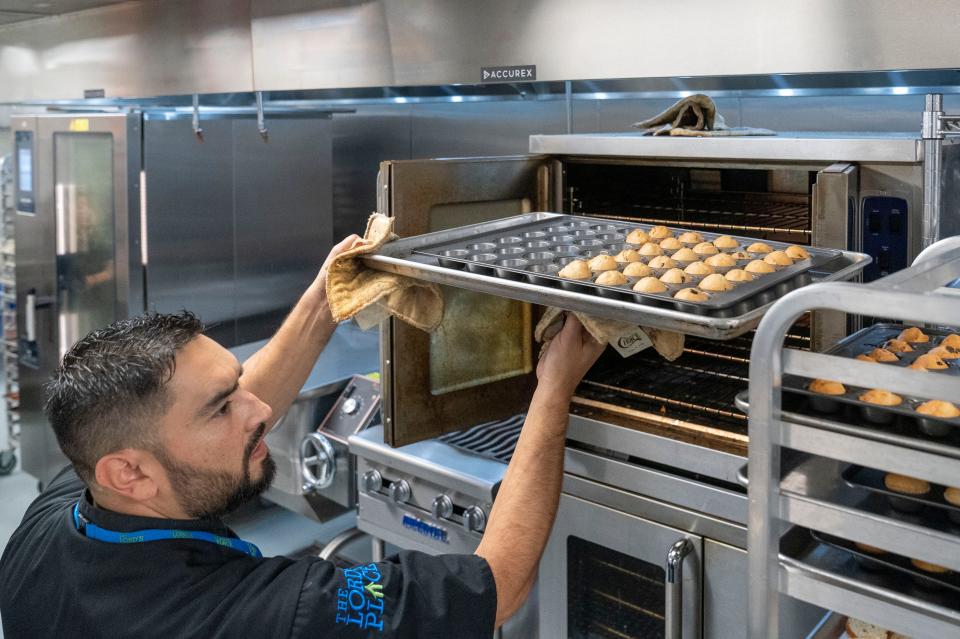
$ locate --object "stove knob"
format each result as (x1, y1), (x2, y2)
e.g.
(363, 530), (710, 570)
(361, 469), (382, 494)
(341, 397), (359, 415)
(389, 479), (411, 504)
(462, 505), (487, 533)
(431, 494), (453, 520)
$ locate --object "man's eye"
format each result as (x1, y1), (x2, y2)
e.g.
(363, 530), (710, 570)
(216, 402), (231, 417)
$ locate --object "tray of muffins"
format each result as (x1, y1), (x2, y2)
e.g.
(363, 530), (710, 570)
(809, 529), (960, 596)
(413, 213), (842, 313)
(842, 467), (960, 525)
(787, 324), (960, 437)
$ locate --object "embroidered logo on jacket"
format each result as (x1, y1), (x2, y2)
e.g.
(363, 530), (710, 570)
(336, 563), (385, 631)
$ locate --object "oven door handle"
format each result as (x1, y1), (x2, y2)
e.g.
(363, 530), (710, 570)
(665, 538), (693, 639)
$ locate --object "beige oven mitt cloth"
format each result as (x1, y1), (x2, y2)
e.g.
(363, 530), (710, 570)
(633, 94), (775, 137)
(326, 213), (444, 332)
(534, 307), (685, 361)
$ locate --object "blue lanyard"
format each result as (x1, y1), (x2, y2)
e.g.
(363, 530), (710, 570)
(73, 502), (262, 559)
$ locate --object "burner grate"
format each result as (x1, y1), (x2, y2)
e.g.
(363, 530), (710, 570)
(438, 415), (525, 463)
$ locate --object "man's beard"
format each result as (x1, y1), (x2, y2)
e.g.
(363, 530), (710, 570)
(155, 423), (277, 519)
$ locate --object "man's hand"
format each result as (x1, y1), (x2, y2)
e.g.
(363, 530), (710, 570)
(535, 314), (605, 398)
(307, 234), (361, 316)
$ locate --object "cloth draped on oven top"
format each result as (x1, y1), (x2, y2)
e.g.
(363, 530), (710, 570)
(633, 94), (775, 137)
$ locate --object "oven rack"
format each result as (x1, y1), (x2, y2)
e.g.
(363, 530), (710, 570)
(364, 212), (869, 340)
(745, 238), (960, 639)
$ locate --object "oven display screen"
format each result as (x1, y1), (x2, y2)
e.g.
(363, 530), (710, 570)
(15, 131), (35, 214)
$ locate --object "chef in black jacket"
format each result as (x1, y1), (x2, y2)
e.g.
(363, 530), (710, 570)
(0, 235), (605, 638)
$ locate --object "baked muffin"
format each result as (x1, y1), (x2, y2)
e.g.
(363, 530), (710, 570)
(648, 255), (678, 270)
(595, 270), (628, 286)
(622, 262), (653, 278)
(845, 618), (893, 639)
(614, 248), (642, 264)
(693, 242), (719, 256)
(724, 269), (755, 283)
(911, 558), (951, 574)
(855, 354), (877, 363)
(906, 362), (929, 372)
(930, 345), (960, 360)
(659, 268), (689, 285)
(854, 542), (887, 555)
(633, 276), (668, 294)
(745, 259), (776, 274)
(639, 242), (664, 257)
(763, 250), (794, 267)
(808, 379), (846, 395)
(705, 253), (737, 268)
(944, 486), (960, 507)
(916, 399), (960, 418)
(671, 248), (698, 263)
(912, 353), (948, 370)
(898, 326), (929, 343)
(659, 237), (683, 252)
(588, 254), (619, 272)
(884, 473), (930, 495)
(626, 228), (650, 245)
(866, 348), (899, 363)
(684, 261), (715, 276)
(648, 225), (672, 240)
(674, 288), (709, 302)
(558, 259), (592, 280)
(883, 339), (914, 353)
(713, 235), (740, 249)
(728, 250), (752, 260)
(747, 241), (773, 254)
(678, 231), (704, 245)
(859, 389), (902, 406)
(942, 334), (960, 349)
(785, 245), (811, 260)
(699, 273), (733, 292)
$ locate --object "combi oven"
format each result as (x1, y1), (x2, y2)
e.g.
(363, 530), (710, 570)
(367, 132), (933, 638)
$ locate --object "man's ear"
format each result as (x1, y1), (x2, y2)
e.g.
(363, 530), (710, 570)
(93, 450), (161, 502)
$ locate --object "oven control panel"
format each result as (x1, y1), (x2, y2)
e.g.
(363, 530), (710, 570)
(861, 196), (909, 281)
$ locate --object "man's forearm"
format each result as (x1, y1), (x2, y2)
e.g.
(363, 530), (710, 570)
(240, 282), (338, 426)
(475, 386), (570, 627)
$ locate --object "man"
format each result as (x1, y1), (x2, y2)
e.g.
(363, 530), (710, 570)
(0, 236), (605, 638)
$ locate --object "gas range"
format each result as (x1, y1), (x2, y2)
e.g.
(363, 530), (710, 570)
(349, 417), (523, 555)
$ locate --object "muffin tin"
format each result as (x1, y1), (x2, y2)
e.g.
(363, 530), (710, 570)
(785, 324), (960, 437)
(420, 214), (840, 312)
(810, 530), (960, 594)
(842, 465), (960, 525)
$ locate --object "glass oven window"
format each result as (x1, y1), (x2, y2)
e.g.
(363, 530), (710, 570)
(567, 536), (666, 639)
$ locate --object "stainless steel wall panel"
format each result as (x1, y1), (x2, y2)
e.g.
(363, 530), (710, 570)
(233, 117), (332, 342)
(144, 118), (237, 342)
(0, 0), (253, 101)
(331, 104), (412, 239)
(740, 96), (924, 132)
(409, 100), (566, 159)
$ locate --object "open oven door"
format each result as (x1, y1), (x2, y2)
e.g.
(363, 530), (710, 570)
(378, 156), (557, 446)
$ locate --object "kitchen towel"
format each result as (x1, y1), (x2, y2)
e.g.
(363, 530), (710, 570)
(534, 307), (685, 361)
(633, 94), (775, 137)
(326, 213), (444, 332)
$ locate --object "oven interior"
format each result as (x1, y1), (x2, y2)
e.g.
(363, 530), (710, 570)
(562, 161), (817, 454)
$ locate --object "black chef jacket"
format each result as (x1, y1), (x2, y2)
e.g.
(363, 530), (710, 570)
(0, 466), (497, 639)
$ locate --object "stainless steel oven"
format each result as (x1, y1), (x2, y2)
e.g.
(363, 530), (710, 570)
(366, 131), (935, 638)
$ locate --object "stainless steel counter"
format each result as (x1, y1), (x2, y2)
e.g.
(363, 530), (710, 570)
(529, 131), (925, 163)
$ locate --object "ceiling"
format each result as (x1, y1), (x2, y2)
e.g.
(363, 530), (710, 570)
(0, 0), (132, 25)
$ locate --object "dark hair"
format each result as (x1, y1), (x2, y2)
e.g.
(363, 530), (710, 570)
(44, 311), (204, 484)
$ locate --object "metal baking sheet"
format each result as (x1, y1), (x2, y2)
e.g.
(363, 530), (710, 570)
(364, 212), (871, 340)
(735, 390), (960, 462)
(784, 323), (960, 433)
(414, 213), (839, 311)
(842, 465), (960, 519)
(810, 530), (960, 594)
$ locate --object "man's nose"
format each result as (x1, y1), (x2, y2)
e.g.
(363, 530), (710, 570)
(240, 391), (273, 428)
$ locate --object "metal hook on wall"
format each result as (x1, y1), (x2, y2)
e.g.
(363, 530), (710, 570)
(191, 93), (203, 139)
(256, 91), (268, 139)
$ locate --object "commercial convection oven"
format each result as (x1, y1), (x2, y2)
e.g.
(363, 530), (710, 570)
(356, 131), (944, 638)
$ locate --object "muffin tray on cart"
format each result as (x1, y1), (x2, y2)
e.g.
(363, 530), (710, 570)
(363, 212), (870, 339)
(783, 324), (960, 436)
(842, 465), (960, 524)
